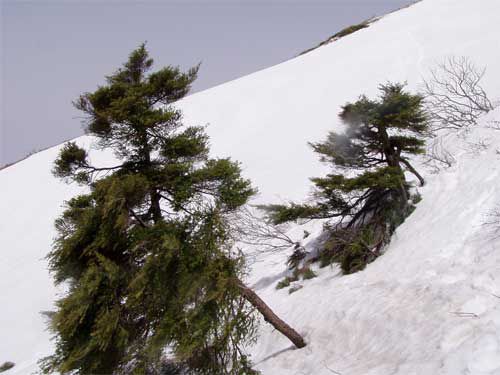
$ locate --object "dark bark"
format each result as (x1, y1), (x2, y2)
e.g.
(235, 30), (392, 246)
(400, 158), (425, 186)
(150, 189), (163, 223)
(236, 279), (306, 349)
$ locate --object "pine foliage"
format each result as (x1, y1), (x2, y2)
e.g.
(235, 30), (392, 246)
(265, 83), (428, 273)
(42, 45), (257, 375)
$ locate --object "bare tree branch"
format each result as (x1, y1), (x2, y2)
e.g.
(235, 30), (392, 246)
(229, 207), (301, 255)
(423, 56), (495, 132)
(423, 136), (456, 173)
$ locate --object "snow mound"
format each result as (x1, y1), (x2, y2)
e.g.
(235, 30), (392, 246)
(1, 0), (499, 373)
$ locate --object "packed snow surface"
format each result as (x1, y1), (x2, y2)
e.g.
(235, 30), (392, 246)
(1, 0), (500, 373)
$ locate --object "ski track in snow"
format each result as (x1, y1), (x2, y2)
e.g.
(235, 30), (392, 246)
(1, 0), (500, 373)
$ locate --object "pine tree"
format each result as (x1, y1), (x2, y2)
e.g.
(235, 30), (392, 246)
(266, 83), (428, 273)
(42, 45), (304, 375)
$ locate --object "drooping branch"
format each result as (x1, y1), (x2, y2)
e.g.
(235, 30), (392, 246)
(400, 158), (425, 186)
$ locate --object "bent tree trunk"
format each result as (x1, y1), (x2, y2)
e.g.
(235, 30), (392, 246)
(236, 279), (306, 349)
(400, 158), (425, 187)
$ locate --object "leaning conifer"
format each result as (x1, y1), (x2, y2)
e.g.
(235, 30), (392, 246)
(41, 45), (305, 375)
(266, 83), (428, 273)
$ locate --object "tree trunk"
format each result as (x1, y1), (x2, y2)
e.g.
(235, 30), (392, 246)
(400, 158), (425, 186)
(150, 189), (163, 223)
(236, 279), (306, 349)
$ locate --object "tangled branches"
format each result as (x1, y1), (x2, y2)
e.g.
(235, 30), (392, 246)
(229, 207), (301, 254)
(423, 56), (494, 132)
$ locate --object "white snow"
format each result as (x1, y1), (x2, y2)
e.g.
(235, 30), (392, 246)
(248, 110), (500, 374)
(1, 0), (500, 373)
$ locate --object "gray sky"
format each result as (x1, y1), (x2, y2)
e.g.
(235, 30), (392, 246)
(1, 0), (414, 166)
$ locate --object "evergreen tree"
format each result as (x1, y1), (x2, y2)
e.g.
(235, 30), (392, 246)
(266, 83), (428, 273)
(42, 45), (304, 375)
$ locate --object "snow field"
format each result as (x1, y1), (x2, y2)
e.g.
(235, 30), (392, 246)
(1, 0), (500, 373)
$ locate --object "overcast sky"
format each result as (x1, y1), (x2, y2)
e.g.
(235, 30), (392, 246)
(1, 0), (414, 166)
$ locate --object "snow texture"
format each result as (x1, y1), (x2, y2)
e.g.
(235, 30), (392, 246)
(1, 0), (500, 373)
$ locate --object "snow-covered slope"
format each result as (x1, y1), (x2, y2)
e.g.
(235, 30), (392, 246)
(1, 0), (500, 373)
(248, 110), (500, 374)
